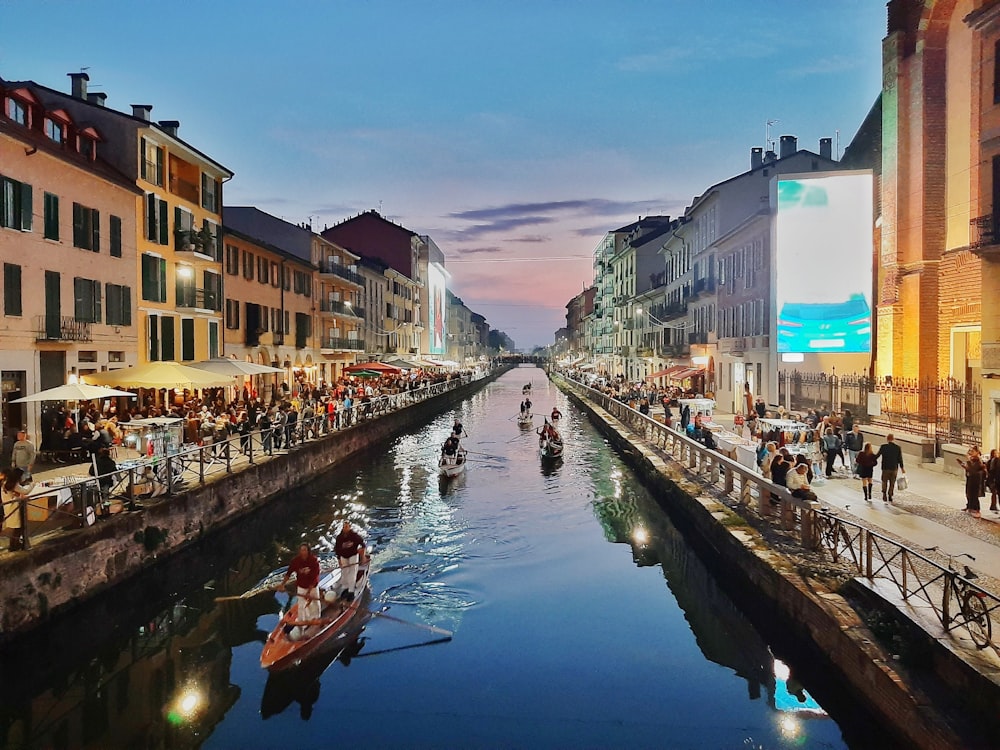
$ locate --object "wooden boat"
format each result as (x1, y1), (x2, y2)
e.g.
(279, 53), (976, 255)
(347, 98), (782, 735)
(438, 447), (467, 478)
(517, 413), (533, 427)
(539, 434), (563, 459)
(522, 383), (532, 395)
(260, 563), (371, 671)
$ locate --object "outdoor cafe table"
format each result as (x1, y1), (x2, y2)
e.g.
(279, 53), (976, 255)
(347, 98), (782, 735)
(715, 431), (759, 470)
(678, 398), (715, 417)
(25, 475), (89, 521)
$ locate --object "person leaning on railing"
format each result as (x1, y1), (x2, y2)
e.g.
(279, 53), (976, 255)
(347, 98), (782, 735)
(1, 467), (34, 551)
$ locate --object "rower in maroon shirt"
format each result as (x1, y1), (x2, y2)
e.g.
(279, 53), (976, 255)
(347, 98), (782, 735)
(334, 521), (367, 602)
(282, 543), (322, 621)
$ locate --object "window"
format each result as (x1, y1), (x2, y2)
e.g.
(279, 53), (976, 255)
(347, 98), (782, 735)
(270, 261), (279, 287)
(293, 269), (311, 296)
(110, 215), (122, 257)
(208, 321), (219, 359)
(141, 253), (167, 302)
(72, 203), (100, 251)
(181, 318), (195, 361)
(282, 265), (290, 292)
(109, 351), (125, 363)
(160, 315), (175, 361)
(295, 312), (310, 349)
(78, 351), (97, 363)
(257, 256), (268, 284)
(225, 243), (239, 275)
(242, 249), (254, 280)
(145, 193), (169, 244)
(45, 118), (63, 144)
(105, 283), (132, 326)
(174, 206), (194, 250)
(995, 39), (1000, 104)
(148, 314), (159, 361)
(3, 263), (21, 316)
(0, 176), (32, 230)
(73, 277), (101, 323)
(201, 173), (220, 212)
(203, 270), (222, 311)
(225, 298), (240, 329)
(43, 193), (59, 240)
(140, 138), (164, 187)
(7, 98), (27, 126)
(201, 219), (220, 260)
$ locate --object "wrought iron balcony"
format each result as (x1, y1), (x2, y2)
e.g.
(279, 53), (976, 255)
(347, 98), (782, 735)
(176, 287), (220, 310)
(319, 299), (363, 318)
(971, 214), (998, 249)
(35, 316), (92, 342)
(322, 336), (365, 351)
(318, 262), (364, 286)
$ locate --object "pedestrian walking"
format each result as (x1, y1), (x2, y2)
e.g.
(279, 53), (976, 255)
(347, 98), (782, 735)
(987, 448), (1000, 513)
(855, 443), (878, 502)
(875, 434), (905, 503)
(844, 424), (864, 478)
(958, 447), (986, 518)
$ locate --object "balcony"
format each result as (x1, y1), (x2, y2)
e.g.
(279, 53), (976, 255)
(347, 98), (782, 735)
(176, 287), (220, 310)
(175, 229), (219, 260)
(322, 336), (364, 351)
(319, 299), (363, 319)
(169, 174), (199, 204)
(659, 301), (689, 320)
(688, 331), (708, 345)
(971, 214), (998, 250)
(319, 261), (364, 286)
(637, 347), (655, 358)
(659, 343), (690, 358)
(35, 315), (92, 342)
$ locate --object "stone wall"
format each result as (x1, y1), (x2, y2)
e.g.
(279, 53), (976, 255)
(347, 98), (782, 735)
(0, 371), (506, 640)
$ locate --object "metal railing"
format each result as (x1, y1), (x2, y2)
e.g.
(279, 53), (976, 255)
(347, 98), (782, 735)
(6, 370), (491, 553)
(318, 262), (364, 286)
(322, 336), (364, 351)
(34, 316), (92, 342)
(558, 372), (997, 649)
(319, 299), (363, 318)
(176, 287), (221, 311)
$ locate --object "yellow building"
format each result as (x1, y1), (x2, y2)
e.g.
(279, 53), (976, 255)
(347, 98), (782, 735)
(31, 73), (233, 366)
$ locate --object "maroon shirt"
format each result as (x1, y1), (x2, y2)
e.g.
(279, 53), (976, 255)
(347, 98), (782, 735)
(335, 529), (365, 559)
(287, 553), (320, 589)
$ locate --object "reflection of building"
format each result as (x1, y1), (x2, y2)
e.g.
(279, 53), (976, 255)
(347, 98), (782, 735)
(0, 76), (142, 452)
(28, 73), (233, 367)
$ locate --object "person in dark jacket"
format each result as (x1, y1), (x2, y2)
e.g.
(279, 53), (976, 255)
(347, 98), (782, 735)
(958, 447), (986, 518)
(986, 448), (1000, 513)
(875, 434), (904, 503)
(855, 443), (878, 502)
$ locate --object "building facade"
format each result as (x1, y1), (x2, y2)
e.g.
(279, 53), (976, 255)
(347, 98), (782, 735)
(1, 79), (142, 449)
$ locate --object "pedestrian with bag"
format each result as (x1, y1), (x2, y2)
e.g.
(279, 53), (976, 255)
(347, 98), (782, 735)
(958, 447), (987, 518)
(875, 434), (905, 503)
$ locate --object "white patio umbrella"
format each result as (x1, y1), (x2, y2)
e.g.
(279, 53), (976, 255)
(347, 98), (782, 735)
(83, 361), (233, 389)
(189, 358), (285, 376)
(10, 383), (137, 403)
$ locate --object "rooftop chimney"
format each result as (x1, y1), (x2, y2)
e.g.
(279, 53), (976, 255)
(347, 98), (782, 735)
(819, 137), (833, 160)
(751, 147), (763, 170)
(87, 92), (107, 107)
(131, 104), (152, 121)
(779, 135), (797, 159)
(68, 72), (89, 100)
(764, 150), (777, 164)
(158, 119), (180, 137)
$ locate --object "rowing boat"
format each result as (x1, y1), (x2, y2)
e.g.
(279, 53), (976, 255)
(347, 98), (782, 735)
(539, 435), (563, 459)
(260, 563), (371, 671)
(516, 412), (533, 427)
(439, 447), (468, 478)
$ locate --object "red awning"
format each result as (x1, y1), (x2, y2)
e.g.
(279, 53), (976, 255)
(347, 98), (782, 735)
(646, 365), (688, 380)
(668, 367), (704, 382)
(343, 362), (401, 374)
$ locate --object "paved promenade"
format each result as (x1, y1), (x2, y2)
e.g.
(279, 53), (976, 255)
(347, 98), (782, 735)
(712, 411), (1000, 586)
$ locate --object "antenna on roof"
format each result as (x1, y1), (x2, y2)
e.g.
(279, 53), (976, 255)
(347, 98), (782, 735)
(765, 119), (779, 152)
(378, 200), (383, 214)
(835, 129), (841, 160)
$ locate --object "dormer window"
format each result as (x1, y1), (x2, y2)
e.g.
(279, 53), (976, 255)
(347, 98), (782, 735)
(45, 118), (63, 144)
(7, 98), (27, 126)
(78, 136), (96, 160)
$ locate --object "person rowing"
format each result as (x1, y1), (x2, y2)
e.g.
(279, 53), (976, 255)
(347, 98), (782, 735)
(520, 399), (531, 415)
(452, 419), (467, 438)
(281, 543), (322, 625)
(442, 435), (461, 456)
(334, 521), (367, 602)
(551, 407), (562, 422)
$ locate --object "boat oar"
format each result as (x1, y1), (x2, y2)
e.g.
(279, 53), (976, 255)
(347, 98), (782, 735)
(214, 582), (289, 602)
(464, 450), (506, 459)
(369, 608), (453, 638)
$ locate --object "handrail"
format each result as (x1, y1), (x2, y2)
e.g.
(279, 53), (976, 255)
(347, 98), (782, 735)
(8, 370), (490, 553)
(556, 370), (998, 648)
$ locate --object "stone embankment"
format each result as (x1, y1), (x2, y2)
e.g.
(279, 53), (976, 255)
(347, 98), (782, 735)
(553, 373), (993, 750)
(0, 368), (508, 641)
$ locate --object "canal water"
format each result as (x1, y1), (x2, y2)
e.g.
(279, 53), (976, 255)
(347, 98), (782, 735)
(0, 366), (891, 749)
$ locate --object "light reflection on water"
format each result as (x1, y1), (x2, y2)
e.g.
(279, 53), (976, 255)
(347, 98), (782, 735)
(0, 367), (887, 749)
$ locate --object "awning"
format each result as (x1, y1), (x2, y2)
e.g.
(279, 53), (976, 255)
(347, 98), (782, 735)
(668, 367), (704, 382)
(646, 365), (688, 380)
(578, 363), (596, 371)
(343, 362), (401, 374)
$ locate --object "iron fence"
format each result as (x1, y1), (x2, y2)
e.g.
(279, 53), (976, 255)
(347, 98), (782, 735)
(779, 371), (981, 447)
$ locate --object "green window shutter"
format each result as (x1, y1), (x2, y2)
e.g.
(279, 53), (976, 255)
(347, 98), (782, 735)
(43, 193), (59, 240)
(146, 194), (156, 241)
(140, 137), (147, 181)
(174, 206), (183, 249)
(19, 182), (32, 231)
(110, 215), (122, 257)
(3, 263), (22, 316)
(158, 199), (169, 245)
(105, 283), (115, 324)
(73, 277), (85, 321)
(158, 258), (167, 303)
(181, 318), (195, 361)
(149, 313), (159, 361)
(92, 280), (101, 323)
(122, 285), (132, 326)
(200, 173), (208, 210)
(155, 147), (163, 186)
(141, 255), (153, 300)
(214, 179), (222, 213)
(91, 209), (100, 253)
(161, 316), (175, 360)
(72, 202), (83, 247)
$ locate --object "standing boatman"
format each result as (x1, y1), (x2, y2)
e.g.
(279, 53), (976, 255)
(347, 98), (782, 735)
(335, 521), (367, 601)
(282, 543), (322, 622)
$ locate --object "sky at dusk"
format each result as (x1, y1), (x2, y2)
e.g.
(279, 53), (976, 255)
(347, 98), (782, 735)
(0, 1), (886, 350)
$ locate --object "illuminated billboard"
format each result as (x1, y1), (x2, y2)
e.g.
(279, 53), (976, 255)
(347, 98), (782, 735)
(428, 263), (447, 355)
(774, 172), (873, 354)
